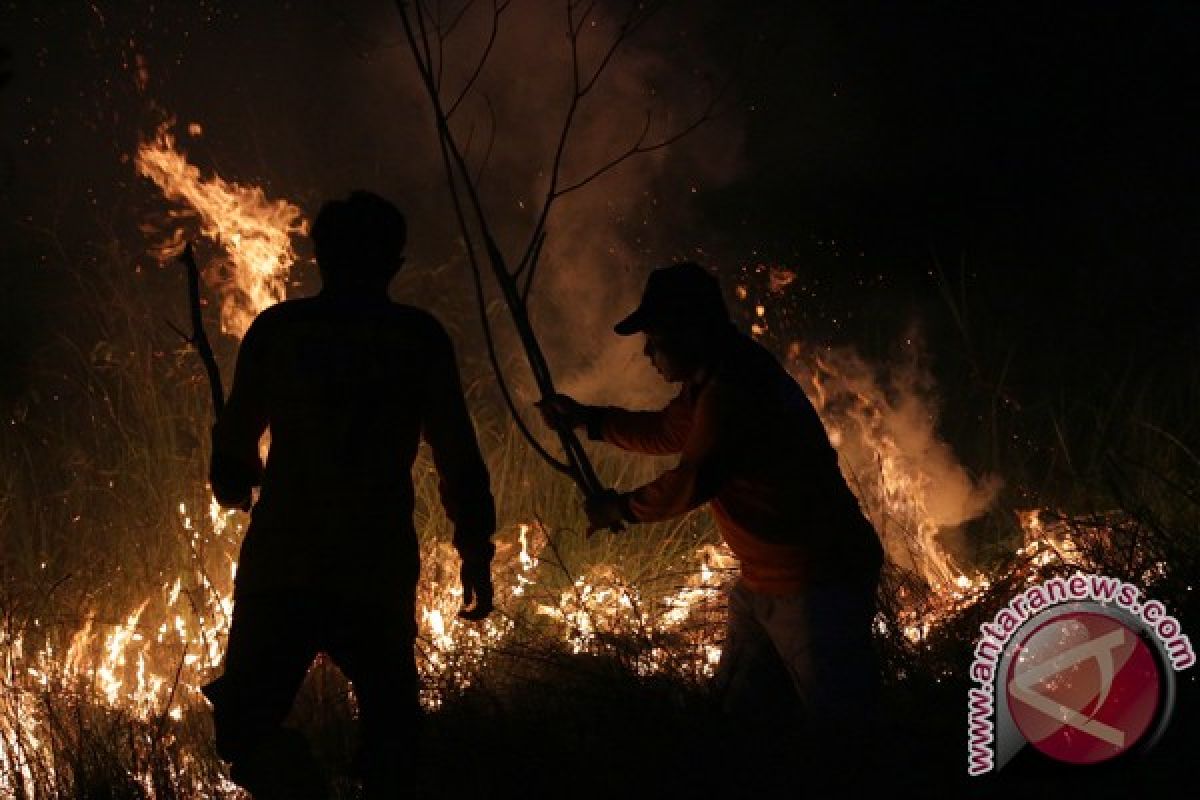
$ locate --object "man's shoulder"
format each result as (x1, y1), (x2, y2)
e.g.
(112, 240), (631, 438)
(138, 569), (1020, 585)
(253, 297), (317, 323)
(241, 298), (309, 339)
(385, 303), (454, 343)
(711, 333), (773, 383)
(259, 296), (442, 328)
(708, 333), (800, 405)
(385, 302), (441, 326)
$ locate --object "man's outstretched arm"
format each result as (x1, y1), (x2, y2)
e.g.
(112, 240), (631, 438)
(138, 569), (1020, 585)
(538, 392), (692, 456)
(210, 315), (270, 509)
(420, 321), (497, 617)
(621, 380), (740, 523)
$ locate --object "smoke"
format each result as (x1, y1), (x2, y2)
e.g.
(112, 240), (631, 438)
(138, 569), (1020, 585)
(6, 0), (748, 414)
(791, 329), (1003, 583)
(123, 1), (1004, 586)
(318, 1), (744, 410)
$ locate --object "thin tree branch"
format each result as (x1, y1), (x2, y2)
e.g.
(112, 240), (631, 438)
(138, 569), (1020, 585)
(436, 0), (478, 40)
(521, 230), (546, 304)
(417, 0), (446, 92)
(400, 1), (571, 474)
(401, 3), (609, 499)
(514, 0), (662, 276)
(446, 0), (509, 119)
(435, 113), (572, 475)
(473, 94), (498, 187)
(577, 1), (662, 96)
(396, 0), (710, 527)
(554, 90), (720, 197)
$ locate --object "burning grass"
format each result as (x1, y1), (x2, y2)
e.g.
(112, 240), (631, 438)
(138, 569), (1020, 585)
(4, 240), (1195, 797)
(1, 131), (1197, 797)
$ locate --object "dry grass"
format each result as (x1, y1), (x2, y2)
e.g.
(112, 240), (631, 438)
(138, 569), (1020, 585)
(2, 237), (1197, 797)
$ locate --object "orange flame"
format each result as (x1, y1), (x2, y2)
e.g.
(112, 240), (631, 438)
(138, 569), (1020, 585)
(135, 121), (307, 337)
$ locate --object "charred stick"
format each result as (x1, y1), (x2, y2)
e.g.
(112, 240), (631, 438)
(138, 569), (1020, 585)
(178, 242), (225, 418)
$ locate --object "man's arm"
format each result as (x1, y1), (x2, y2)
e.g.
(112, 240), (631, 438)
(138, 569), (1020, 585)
(621, 380), (739, 523)
(589, 392), (693, 456)
(420, 321), (497, 567)
(210, 315), (270, 509)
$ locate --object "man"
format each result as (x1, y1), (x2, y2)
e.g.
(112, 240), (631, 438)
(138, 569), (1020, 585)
(538, 262), (883, 732)
(203, 191), (496, 799)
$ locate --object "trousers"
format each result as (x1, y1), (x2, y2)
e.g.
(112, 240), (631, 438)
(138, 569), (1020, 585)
(203, 585), (421, 799)
(713, 575), (880, 727)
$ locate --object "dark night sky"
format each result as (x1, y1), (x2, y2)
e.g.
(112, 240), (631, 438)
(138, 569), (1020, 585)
(703, 2), (1199, 382)
(1, 1), (1198, 413)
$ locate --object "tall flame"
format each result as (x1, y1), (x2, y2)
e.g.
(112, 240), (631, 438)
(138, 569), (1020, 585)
(135, 122), (308, 337)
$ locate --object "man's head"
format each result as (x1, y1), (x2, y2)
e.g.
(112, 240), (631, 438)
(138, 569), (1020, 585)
(614, 262), (733, 383)
(311, 191), (407, 291)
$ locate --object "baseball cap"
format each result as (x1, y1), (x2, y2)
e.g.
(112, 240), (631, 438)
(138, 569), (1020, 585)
(614, 262), (730, 336)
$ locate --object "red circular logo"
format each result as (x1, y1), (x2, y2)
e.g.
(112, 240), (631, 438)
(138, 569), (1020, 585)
(1006, 611), (1161, 765)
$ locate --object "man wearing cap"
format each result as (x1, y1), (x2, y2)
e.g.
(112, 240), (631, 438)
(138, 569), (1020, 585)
(538, 261), (883, 732)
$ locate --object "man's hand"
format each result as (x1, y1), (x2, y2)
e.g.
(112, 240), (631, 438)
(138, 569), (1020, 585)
(458, 559), (494, 621)
(535, 394), (590, 431)
(209, 440), (258, 512)
(585, 488), (630, 537)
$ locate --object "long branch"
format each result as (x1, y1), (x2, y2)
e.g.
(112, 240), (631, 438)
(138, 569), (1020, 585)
(432, 121), (571, 474)
(446, 0), (509, 118)
(396, 1), (707, 516)
(553, 91), (718, 197)
(401, 2), (611, 502)
(515, 0), (664, 276)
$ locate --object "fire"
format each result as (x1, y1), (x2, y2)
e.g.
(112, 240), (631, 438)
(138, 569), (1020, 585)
(531, 540), (736, 677)
(0, 121), (1148, 795)
(0, 123), (739, 794)
(135, 121), (307, 338)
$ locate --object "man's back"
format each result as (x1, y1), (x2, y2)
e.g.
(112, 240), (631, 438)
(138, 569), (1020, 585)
(212, 289), (494, 593)
(708, 333), (882, 572)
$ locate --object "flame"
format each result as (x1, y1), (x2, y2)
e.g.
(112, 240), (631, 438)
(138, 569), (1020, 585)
(1, 121), (1152, 795)
(135, 121), (307, 338)
(728, 281), (1107, 643)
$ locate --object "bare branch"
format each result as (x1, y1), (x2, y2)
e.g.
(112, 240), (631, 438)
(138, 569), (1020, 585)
(554, 87), (721, 197)
(566, 1), (582, 92)
(436, 0), (478, 40)
(399, 2), (511, 280)
(578, 0), (663, 96)
(413, 2), (439, 92)
(573, 0), (599, 37)
(473, 94), (499, 187)
(178, 242), (225, 418)
(396, 0), (709, 522)
(515, 0), (664, 277)
(436, 117), (572, 475)
(446, 0), (508, 119)
(398, 0), (573, 474)
(521, 230), (547, 304)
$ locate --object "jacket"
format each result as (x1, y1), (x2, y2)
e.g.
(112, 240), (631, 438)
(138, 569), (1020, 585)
(210, 289), (495, 595)
(593, 331), (882, 594)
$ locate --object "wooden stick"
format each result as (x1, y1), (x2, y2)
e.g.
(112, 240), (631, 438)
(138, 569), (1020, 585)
(178, 242), (226, 418)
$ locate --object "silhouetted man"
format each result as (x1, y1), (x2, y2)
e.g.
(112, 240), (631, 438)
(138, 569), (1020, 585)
(203, 191), (496, 799)
(538, 262), (883, 739)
